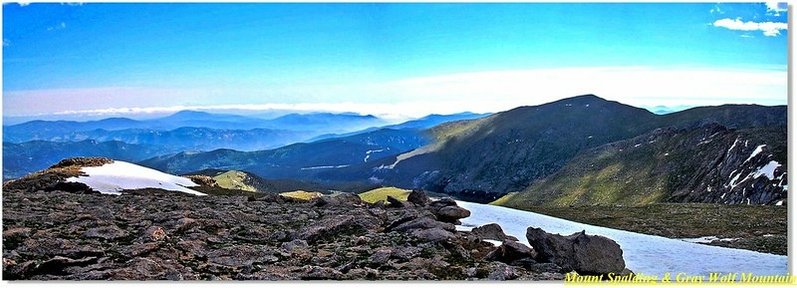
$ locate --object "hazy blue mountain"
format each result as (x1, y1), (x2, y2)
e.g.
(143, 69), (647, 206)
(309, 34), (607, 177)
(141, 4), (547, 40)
(308, 112), (490, 142)
(4, 118), (146, 142)
(260, 112), (386, 133)
(139, 128), (431, 179)
(385, 112), (490, 130)
(57, 127), (313, 152)
(4, 110), (387, 144)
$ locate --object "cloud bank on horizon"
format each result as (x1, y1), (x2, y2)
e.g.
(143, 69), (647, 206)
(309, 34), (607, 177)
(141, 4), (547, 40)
(2, 3), (788, 120)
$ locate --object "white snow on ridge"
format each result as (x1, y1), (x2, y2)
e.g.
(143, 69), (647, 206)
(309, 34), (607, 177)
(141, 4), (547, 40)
(363, 149), (385, 162)
(299, 164), (350, 170)
(744, 144), (766, 163)
(726, 138), (740, 155)
(65, 161), (205, 196)
(456, 201), (786, 278)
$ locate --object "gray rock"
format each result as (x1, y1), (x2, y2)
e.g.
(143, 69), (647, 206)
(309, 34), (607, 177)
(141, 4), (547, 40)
(386, 196), (406, 208)
(527, 227), (626, 275)
(429, 198), (457, 208)
(487, 262), (518, 280)
(388, 216), (455, 232)
(84, 225), (127, 240)
(485, 240), (537, 263)
(471, 223), (516, 241)
(291, 215), (365, 243)
(434, 206), (471, 223)
(407, 190), (430, 206)
(368, 249), (392, 265)
(280, 239), (309, 251)
(411, 228), (455, 242)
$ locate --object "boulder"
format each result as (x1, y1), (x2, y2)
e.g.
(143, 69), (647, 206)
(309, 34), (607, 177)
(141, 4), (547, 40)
(313, 193), (363, 207)
(407, 190), (430, 206)
(428, 198), (457, 209)
(471, 223), (518, 241)
(434, 206), (471, 223)
(387, 216), (455, 233)
(526, 228), (626, 275)
(335, 192), (364, 206)
(411, 228), (455, 242)
(485, 240), (537, 263)
(386, 196), (406, 208)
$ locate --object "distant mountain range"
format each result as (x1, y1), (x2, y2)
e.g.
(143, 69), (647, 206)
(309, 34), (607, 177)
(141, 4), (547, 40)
(4, 111), (486, 180)
(135, 95), (787, 206)
(4, 96), (787, 207)
(3, 111), (386, 143)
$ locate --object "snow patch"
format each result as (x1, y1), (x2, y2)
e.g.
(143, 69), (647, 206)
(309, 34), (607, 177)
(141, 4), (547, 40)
(744, 144), (766, 163)
(300, 165), (350, 170)
(727, 138), (740, 155)
(65, 161), (204, 195)
(483, 239), (503, 247)
(363, 149), (386, 162)
(775, 200), (784, 206)
(680, 236), (740, 244)
(753, 161), (781, 180)
(456, 201), (786, 278)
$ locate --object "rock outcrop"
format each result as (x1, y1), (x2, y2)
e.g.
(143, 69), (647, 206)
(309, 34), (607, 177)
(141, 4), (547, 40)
(471, 223), (519, 242)
(526, 227), (627, 276)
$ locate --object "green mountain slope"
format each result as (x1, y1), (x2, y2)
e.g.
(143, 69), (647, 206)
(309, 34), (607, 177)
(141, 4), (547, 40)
(496, 123), (787, 208)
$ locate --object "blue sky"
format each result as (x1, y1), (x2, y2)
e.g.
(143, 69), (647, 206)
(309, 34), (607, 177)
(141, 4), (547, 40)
(2, 3), (789, 120)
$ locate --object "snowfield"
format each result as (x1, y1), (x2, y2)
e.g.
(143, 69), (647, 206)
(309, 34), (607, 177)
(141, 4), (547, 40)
(456, 201), (787, 278)
(65, 161), (205, 196)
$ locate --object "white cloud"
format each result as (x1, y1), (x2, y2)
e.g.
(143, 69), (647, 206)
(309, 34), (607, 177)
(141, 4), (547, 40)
(713, 18), (787, 37)
(765, 2), (787, 15)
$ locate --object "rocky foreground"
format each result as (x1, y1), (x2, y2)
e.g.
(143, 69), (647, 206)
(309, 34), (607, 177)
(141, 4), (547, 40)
(3, 169), (630, 280)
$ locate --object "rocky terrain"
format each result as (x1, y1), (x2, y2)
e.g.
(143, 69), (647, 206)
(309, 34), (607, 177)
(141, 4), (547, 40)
(3, 176), (630, 280)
